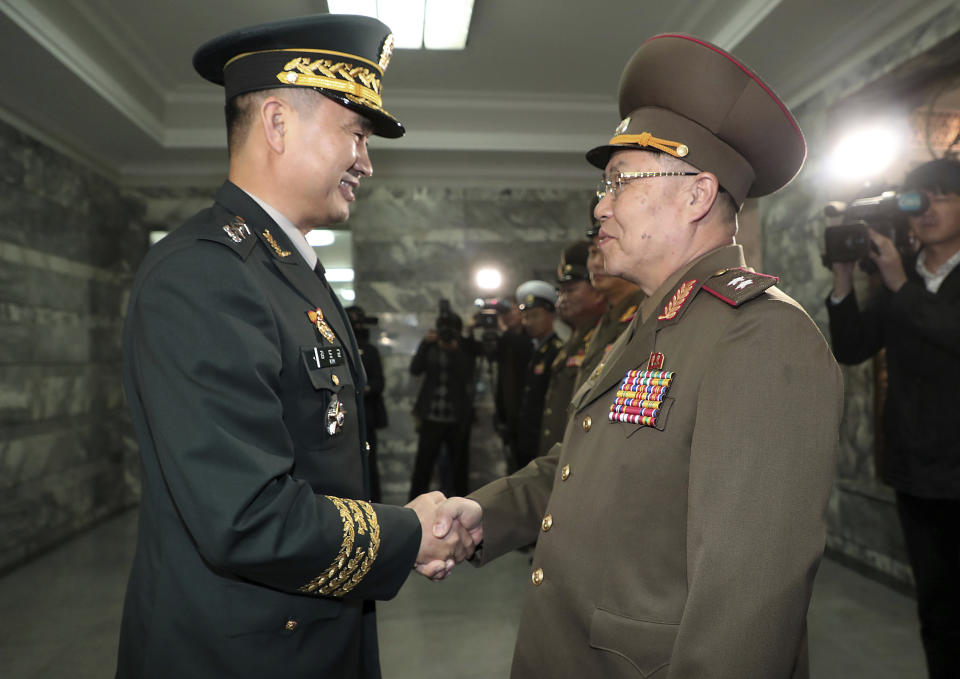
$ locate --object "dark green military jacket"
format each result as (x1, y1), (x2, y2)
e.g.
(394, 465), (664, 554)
(470, 246), (842, 678)
(117, 182), (421, 679)
(575, 290), (646, 391)
(538, 324), (594, 457)
(514, 333), (564, 468)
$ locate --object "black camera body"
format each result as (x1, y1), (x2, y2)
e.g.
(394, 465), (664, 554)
(823, 191), (926, 265)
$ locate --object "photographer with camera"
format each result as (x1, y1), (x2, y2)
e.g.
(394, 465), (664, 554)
(408, 301), (477, 501)
(826, 158), (960, 679)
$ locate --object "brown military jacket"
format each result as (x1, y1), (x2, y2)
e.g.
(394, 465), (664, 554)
(575, 290), (645, 392)
(538, 324), (594, 457)
(469, 245), (842, 679)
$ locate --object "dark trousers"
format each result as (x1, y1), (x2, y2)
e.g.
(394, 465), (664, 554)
(896, 492), (960, 679)
(408, 419), (470, 500)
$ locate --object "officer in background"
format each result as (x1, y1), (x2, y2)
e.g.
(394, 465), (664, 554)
(347, 306), (388, 503)
(539, 241), (606, 456)
(117, 14), (475, 679)
(827, 158), (960, 679)
(514, 280), (564, 470)
(575, 197), (647, 390)
(489, 296), (533, 472)
(436, 33), (842, 678)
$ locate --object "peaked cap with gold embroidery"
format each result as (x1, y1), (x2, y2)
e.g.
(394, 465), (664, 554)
(193, 13), (403, 138)
(586, 33), (805, 207)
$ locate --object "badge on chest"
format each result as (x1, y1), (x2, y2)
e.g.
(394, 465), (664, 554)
(609, 356), (674, 428)
(302, 346), (346, 370)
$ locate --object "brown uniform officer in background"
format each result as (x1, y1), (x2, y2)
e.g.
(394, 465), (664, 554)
(434, 33), (843, 678)
(575, 200), (646, 390)
(539, 241), (606, 456)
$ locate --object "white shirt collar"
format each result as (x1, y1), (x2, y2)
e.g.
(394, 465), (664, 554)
(243, 190), (318, 269)
(916, 246), (960, 294)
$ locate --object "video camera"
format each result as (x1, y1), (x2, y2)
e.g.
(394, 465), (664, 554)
(436, 299), (462, 344)
(822, 190), (927, 266)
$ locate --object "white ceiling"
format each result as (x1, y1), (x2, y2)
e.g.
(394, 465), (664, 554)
(0, 0), (956, 188)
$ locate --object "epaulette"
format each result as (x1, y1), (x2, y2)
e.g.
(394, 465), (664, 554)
(701, 267), (778, 307)
(618, 304), (638, 323)
(199, 215), (257, 260)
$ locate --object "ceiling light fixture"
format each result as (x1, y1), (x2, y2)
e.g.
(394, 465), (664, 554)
(327, 0), (475, 50)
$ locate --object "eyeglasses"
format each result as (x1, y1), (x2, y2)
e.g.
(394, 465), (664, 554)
(596, 171), (698, 201)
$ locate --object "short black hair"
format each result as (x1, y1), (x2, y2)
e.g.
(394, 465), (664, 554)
(903, 158), (960, 195)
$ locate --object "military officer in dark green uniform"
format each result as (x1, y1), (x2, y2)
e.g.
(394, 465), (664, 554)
(575, 202), (647, 391)
(539, 241), (606, 456)
(116, 14), (476, 679)
(513, 280), (564, 469)
(434, 34), (842, 678)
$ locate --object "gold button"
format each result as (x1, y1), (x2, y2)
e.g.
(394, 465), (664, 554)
(284, 619), (298, 631)
(561, 464), (571, 481)
(593, 363), (604, 377)
(582, 416), (592, 432)
(531, 568), (544, 586)
(544, 428), (550, 436)
(545, 408), (552, 415)
(541, 514), (553, 531)
(331, 374), (340, 386)
(365, 441), (371, 451)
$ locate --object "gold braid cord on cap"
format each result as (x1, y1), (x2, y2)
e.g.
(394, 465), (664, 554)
(278, 56), (383, 107)
(609, 131), (689, 158)
(299, 496), (381, 597)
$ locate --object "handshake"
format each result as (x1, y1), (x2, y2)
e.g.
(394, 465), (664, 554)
(404, 492), (483, 580)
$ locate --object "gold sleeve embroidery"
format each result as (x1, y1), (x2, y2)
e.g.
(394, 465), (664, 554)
(333, 500), (380, 597)
(299, 496), (381, 597)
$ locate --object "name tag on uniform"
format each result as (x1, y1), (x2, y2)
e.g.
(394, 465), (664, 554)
(303, 346), (345, 370)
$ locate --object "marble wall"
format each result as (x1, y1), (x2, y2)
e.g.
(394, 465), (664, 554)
(759, 8), (960, 587)
(0, 120), (146, 573)
(347, 185), (595, 501)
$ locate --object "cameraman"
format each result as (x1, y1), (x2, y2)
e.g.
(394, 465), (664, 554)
(408, 307), (476, 500)
(826, 158), (960, 679)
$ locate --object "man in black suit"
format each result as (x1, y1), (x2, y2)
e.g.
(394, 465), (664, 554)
(827, 158), (960, 679)
(116, 14), (477, 679)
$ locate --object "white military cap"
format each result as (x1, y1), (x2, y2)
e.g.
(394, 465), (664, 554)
(516, 280), (557, 311)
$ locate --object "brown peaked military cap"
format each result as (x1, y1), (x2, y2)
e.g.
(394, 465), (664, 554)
(586, 33), (805, 207)
(193, 14), (403, 138)
(557, 240), (592, 283)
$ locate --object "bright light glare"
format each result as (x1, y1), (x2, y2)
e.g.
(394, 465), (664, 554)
(424, 0), (474, 49)
(339, 288), (357, 302)
(307, 229), (336, 247)
(828, 125), (903, 180)
(326, 268), (355, 282)
(377, 0), (425, 48)
(476, 268), (502, 290)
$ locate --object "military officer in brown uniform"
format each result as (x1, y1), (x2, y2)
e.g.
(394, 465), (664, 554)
(514, 280), (565, 469)
(539, 241), (606, 456)
(576, 204), (647, 390)
(117, 15), (475, 679)
(435, 34), (843, 678)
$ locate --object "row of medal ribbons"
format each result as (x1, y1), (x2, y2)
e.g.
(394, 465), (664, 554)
(609, 369), (674, 427)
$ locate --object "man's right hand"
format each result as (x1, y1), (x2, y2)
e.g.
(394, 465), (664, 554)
(405, 492), (479, 580)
